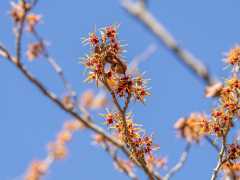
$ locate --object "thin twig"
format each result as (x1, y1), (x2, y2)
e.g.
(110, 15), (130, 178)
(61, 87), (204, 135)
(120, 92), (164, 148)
(205, 135), (221, 152)
(127, 44), (157, 74)
(0, 44), (13, 61)
(16, 0), (27, 64)
(164, 143), (191, 180)
(31, 30), (91, 119)
(121, 0), (217, 86)
(102, 138), (138, 180)
(31, 0), (38, 8)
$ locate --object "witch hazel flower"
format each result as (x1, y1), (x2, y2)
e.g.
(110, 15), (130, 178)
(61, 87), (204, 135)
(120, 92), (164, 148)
(79, 23), (153, 105)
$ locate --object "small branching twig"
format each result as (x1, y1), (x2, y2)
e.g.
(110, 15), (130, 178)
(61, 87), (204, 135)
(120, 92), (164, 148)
(127, 44), (156, 74)
(164, 143), (191, 180)
(16, 0), (27, 64)
(31, 0), (38, 7)
(102, 138), (138, 180)
(205, 135), (221, 152)
(31, 30), (91, 119)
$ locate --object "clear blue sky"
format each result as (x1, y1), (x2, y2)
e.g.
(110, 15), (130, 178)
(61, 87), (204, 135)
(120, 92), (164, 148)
(1, 0), (240, 180)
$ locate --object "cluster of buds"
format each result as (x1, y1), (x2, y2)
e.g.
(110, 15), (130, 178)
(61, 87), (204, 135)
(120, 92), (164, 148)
(91, 133), (122, 147)
(80, 89), (110, 110)
(174, 113), (208, 143)
(91, 133), (105, 146)
(100, 107), (159, 159)
(47, 120), (86, 159)
(25, 120), (85, 180)
(25, 160), (47, 180)
(8, 1), (41, 32)
(145, 155), (168, 171)
(26, 43), (44, 61)
(8, 1), (44, 60)
(8, 1), (31, 23)
(113, 157), (135, 173)
(25, 13), (42, 32)
(80, 23), (153, 105)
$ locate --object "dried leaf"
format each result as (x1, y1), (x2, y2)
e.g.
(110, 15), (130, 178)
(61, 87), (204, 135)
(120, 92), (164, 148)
(174, 117), (187, 130)
(81, 90), (94, 109)
(110, 58), (127, 75)
(205, 82), (222, 98)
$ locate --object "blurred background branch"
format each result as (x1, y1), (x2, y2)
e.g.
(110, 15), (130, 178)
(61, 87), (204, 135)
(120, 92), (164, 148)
(121, 0), (217, 86)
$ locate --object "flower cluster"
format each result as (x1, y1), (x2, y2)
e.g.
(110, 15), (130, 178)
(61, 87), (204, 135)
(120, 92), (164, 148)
(223, 44), (240, 68)
(174, 113), (208, 143)
(220, 139), (240, 175)
(25, 120), (85, 180)
(222, 161), (240, 179)
(198, 80), (240, 140)
(100, 107), (159, 159)
(196, 45), (240, 173)
(80, 23), (153, 105)
(81, 24), (157, 175)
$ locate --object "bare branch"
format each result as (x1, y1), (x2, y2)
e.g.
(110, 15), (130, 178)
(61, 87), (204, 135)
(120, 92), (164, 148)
(164, 143), (191, 180)
(127, 43), (157, 74)
(211, 132), (228, 180)
(0, 50), (7, 58)
(121, 0), (217, 86)
(139, 0), (146, 10)
(0, 44), (13, 61)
